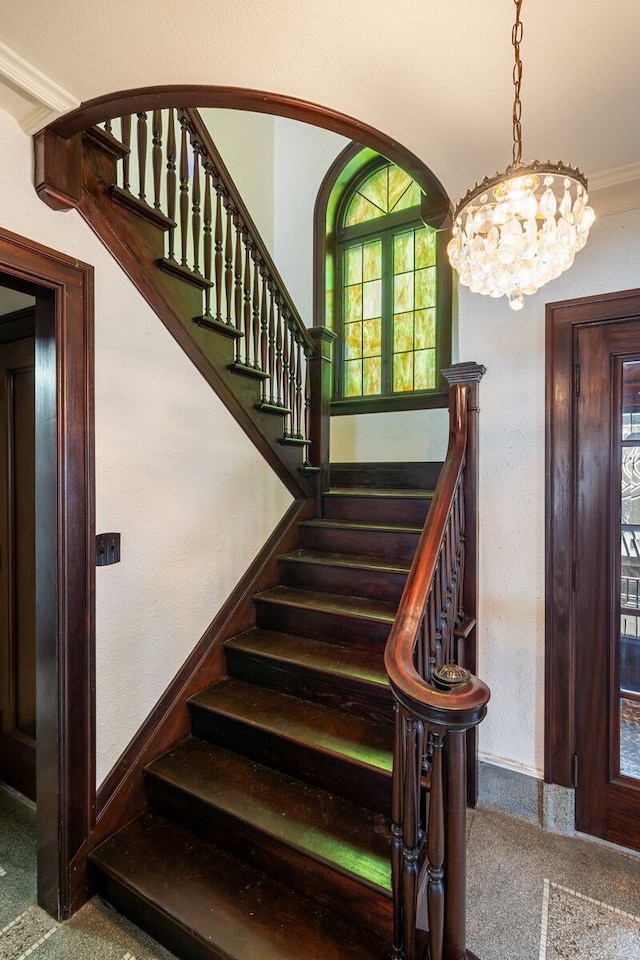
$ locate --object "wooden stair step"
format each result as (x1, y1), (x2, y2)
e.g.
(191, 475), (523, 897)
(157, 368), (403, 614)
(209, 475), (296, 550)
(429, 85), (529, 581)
(278, 548), (410, 602)
(323, 488), (433, 525)
(225, 628), (392, 720)
(90, 811), (390, 960)
(299, 518), (421, 560)
(253, 585), (397, 648)
(146, 738), (392, 938)
(188, 677), (393, 814)
(329, 461), (443, 490)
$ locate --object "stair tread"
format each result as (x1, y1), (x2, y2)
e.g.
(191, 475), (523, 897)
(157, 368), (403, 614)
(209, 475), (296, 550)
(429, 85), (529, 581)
(189, 678), (393, 775)
(327, 487), (434, 499)
(254, 585), (397, 622)
(279, 549), (411, 575)
(301, 518), (422, 534)
(91, 812), (390, 960)
(226, 628), (389, 688)
(148, 737), (392, 893)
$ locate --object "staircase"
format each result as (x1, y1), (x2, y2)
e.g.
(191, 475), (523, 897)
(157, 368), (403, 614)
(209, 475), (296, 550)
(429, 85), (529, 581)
(89, 467), (439, 960)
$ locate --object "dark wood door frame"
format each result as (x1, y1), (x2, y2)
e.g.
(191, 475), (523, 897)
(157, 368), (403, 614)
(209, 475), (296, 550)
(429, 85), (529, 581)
(545, 287), (640, 787)
(0, 226), (95, 919)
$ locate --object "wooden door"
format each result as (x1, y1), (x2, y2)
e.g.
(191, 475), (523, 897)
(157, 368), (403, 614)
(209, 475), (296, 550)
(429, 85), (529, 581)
(574, 319), (640, 849)
(0, 336), (36, 800)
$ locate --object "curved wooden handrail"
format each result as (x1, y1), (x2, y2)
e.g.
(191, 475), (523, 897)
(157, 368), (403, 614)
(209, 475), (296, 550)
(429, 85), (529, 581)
(384, 384), (490, 728)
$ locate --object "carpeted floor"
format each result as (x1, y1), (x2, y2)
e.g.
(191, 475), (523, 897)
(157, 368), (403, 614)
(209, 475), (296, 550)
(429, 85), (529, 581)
(1, 784), (640, 959)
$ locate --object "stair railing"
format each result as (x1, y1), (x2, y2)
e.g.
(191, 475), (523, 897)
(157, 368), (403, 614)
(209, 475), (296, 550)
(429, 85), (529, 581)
(101, 108), (316, 451)
(384, 382), (490, 960)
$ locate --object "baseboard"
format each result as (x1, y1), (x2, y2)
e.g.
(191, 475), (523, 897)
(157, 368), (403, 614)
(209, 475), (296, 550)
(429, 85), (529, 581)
(478, 759), (576, 835)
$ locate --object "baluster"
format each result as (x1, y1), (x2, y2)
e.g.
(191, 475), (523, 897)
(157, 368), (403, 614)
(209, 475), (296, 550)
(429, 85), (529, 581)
(152, 110), (162, 210)
(192, 145), (202, 275)
(287, 324), (297, 437)
(275, 299), (284, 407)
(427, 732), (445, 960)
(243, 241), (252, 366)
(427, 590), (437, 678)
(179, 115), (190, 268)
(224, 203), (234, 326)
(434, 557), (444, 670)
(444, 730), (468, 960)
(214, 184), (224, 323)
(121, 115), (131, 193)
(391, 704), (405, 960)
(251, 253), (260, 369)
(202, 162), (212, 317)
(267, 289), (276, 404)
(303, 354), (311, 454)
(295, 335), (303, 438)
(260, 272), (269, 401)
(136, 112), (148, 202)
(233, 217), (243, 363)
(104, 119), (113, 136)
(281, 318), (291, 435)
(166, 109), (177, 262)
(402, 716), (423, 960)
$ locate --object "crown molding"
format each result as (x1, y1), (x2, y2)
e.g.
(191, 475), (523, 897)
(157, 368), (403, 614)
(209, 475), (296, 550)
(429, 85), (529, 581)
(0, 40), (79, 133)
(588, 161), (640, 218)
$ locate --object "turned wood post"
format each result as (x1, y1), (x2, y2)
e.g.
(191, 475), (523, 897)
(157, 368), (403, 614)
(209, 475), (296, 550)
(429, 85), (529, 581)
(443, 729), (468, 960)
(307, 326), (336, 502)
(441, 362), (485, 806)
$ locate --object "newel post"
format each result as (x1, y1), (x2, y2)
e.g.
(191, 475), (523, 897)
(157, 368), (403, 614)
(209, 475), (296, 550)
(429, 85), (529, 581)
(441, 361), (485, 806)
(33, 130), (83, 212)
(307, 326), (336, 502)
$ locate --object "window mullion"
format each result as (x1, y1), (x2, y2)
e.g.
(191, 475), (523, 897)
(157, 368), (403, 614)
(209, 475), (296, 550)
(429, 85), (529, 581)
(382, 227), (394, 397)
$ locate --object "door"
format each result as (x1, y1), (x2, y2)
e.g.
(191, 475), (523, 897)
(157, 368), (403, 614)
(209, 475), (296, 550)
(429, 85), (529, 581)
(0, 335), (36, 801)
(575, 319), (640, 849)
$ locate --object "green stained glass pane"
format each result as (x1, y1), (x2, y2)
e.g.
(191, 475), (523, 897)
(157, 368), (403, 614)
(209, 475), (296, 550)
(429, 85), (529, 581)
(394, 232), (414, 275)
(415, 267), (436, 309)
(360, 167), (389, 213)
(363, 279), (382, 320)
(415, 227), (436, 268)
(394, 313), (414, 353)
(415, 308), (436, 349)
(345, 193), (385, 227)
(363, 240), (382, 281)
(344, 284), (362, 323)
(363, 318), (381, 358)
(344, 321), (362, 360)
(394, 181), (422, 212)
(363, 357), (381, 395)
(344, 360), (362, 397)
(394, 272), (414, 313)
(345, 245), (362, 285)
(393, 352), (413, 392)
(388, 166), (413, 211)
(414, 349), (436, 390)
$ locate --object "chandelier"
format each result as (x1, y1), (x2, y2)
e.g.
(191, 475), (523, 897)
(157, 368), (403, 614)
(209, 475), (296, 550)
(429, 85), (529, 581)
(447, 0), (595, 311)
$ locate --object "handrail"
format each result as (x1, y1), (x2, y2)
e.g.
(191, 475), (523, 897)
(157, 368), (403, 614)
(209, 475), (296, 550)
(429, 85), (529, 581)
(384, 382), (489, 960)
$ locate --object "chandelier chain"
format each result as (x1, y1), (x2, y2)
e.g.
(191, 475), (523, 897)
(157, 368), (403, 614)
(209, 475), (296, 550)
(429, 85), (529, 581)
(512, 0), (523, 167)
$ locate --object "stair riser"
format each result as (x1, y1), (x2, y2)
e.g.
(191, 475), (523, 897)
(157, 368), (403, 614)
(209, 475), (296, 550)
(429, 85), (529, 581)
(188, 705), (392, 816)
(278, 557), (408, 602)
(300, 524), (420, 560)
(254, 598), (391, 650)
(147, 776), (392, 941)
(225, 645), (394, 723)
(323, 495), (431, 526)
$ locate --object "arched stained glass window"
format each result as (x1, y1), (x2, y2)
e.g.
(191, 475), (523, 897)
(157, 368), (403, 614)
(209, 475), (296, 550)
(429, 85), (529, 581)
(331, 158), (450, 408)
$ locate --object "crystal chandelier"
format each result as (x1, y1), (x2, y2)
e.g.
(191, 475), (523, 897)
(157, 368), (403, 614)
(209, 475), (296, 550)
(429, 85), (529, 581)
(447, 0), (595, 311)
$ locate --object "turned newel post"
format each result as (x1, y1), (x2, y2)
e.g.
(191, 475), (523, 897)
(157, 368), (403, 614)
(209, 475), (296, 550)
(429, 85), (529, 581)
(307, 326), (336, 503)
(441, 361), (485, 806)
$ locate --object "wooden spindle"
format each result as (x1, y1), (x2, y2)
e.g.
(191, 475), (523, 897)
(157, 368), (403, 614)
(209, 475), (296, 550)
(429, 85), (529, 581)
(233, 217), (243, 362)
(104, 119), (113, 136)
(402, 716), (422, 960)
(121, 115), (131, 192)
(166, 109), (177, 262)
(444, 731), (468, 960)
(179, 116), (190, 268)
(251, 252), (260, 369)
(287, 325), (297, 437)
(243, 242), (252, 366)
(281, 317), (290, 435)
(192, 146), (202, 275)
(202, 162), (212, 317)
(152, 110), (162, 209)
(295, 335), (303, 438)
(275, 299), (284, 407)
(260, 272), (269, 401)
(427, 733), (445, 960)
(391, 705), (405, 960)
(136, 112), (148, 202)
(303, 351), (311, 453)
(267, 288), (276, 405)
(214, 184), (224, 323)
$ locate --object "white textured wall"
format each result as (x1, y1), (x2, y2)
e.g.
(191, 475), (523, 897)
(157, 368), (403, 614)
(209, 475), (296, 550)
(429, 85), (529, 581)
(0, 107), (292, 786)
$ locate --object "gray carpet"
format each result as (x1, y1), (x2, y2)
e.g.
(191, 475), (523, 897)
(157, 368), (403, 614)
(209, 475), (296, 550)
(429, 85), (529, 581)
(1, 784), (640, 959)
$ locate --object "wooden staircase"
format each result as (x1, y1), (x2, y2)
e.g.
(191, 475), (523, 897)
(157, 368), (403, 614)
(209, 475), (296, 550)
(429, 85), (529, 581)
(89, 467), (439, 960)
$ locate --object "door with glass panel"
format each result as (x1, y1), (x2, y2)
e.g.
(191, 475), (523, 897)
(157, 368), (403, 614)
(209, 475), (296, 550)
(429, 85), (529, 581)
(575, 321), (640, 850)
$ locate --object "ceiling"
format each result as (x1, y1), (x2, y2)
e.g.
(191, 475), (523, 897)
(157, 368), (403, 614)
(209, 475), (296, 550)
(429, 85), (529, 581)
(0, 0), (638, 208)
